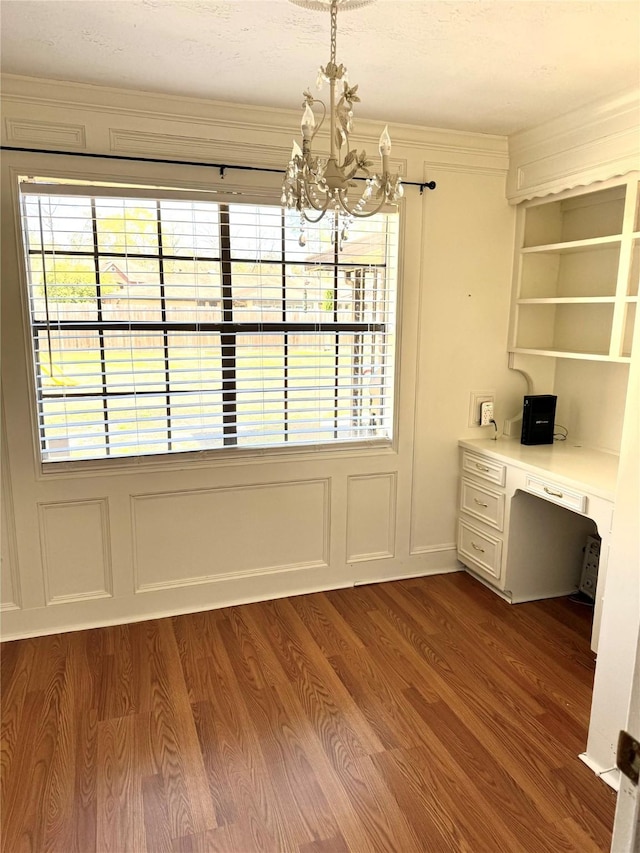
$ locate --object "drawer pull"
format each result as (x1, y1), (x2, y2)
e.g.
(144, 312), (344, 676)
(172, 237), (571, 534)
(471, 541), (485, 553)
(473, 498), (489, 508)
(543, 486), (564, 499)
(475, 463), (490, 472)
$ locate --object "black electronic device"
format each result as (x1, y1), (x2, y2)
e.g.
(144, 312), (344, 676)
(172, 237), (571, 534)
(520, 394), (557, 445)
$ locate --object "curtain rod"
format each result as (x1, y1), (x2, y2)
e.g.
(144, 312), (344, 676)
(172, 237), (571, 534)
(0, 145), (437, 194)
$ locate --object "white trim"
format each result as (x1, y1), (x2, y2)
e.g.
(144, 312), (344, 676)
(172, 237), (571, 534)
(510, 89), (640, 158)
(409, 542), (457, 557)
(346, 471), (397, 563)
(578, 752), (621, 792)
(354, 555), (460, 586)
(507, 88), (640, 202)
(37, 498), (113, 605)
(0, 576), (355, 642)
(5, 118), (86, 149)
(0, 73), (509, 171)
(130, 477), (331, 593)
(422, 161), (508, 178)
(0, 561), (461, 642)
(135, 559), (328, 594)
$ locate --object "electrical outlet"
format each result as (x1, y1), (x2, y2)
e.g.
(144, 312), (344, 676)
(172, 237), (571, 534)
(468, 391), (495, 427)
(480, 401), (494, 426)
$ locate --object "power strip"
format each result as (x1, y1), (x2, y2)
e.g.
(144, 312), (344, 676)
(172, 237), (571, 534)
(480, 401), (494, 426)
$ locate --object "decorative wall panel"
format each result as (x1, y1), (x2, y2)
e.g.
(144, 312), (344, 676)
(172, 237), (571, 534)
(346, 473), (396, 563)
(5, 118), (86, 149)
(38, 499), (112, 604)
(132, 479), (329, 592)
(109, 128), (287, 167)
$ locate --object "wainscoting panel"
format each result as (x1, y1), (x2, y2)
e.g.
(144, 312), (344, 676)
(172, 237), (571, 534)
(5, 118), (87, 149)
(132, 479), (330, 592)
(346, 472), (396, 563)
(38, 499), (113, 604)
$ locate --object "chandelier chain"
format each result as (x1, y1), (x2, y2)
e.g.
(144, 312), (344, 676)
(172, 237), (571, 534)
(330, 0), (337, 66)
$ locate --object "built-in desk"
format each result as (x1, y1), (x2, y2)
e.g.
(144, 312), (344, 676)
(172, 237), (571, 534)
(457, 437), (619, 652)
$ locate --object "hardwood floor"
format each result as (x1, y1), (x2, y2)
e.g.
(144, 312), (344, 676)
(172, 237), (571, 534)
(1, 572), (616, 852)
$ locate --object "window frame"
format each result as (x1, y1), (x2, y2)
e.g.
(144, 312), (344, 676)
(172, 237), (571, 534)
(12, 170), (403, 476)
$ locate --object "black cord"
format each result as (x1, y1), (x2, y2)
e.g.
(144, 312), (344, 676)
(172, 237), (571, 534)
(554, 423), (568, 442)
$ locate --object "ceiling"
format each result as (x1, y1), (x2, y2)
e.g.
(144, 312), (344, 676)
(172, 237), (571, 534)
(1, 0), (639, 136)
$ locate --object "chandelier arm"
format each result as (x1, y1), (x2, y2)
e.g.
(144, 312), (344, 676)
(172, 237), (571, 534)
(309, 100), (327, 145)
(301, 207), (330, 224)
(300, 187), (329, 212)
(335, 188), (388, 218)
(349, 205), (387, 219)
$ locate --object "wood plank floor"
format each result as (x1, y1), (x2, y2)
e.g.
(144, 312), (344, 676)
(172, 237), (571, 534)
(1, 572), (616, 852)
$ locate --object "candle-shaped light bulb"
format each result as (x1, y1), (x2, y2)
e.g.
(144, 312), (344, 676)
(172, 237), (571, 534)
(379, 125), (391, 175)
(291, 140), (303, 160)
(301, 103), (316, 140)
(379, 125), (392, 156)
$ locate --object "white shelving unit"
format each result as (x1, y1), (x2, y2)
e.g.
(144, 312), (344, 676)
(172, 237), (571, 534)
(509, 175), (639, 363)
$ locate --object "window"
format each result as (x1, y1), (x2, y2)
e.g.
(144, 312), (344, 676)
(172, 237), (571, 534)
(19, 182), (398, 463)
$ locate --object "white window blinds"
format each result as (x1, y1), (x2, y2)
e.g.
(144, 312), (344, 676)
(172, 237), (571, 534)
(19, 182), (399, 463)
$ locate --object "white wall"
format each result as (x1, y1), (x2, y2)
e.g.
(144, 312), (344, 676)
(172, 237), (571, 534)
(554, 360), (629, 453)
(410, 169), (523, 551)
(0, 75), (519, 639)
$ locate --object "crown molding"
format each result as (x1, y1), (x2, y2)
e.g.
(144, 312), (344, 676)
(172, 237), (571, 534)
(509, 88), (640, 155)
(507, 88), (640, 201)
(0, 74), (508, 169)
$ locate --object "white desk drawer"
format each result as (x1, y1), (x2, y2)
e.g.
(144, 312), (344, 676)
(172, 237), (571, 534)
(461, 451), (506, 487)
(457, 518), (502, 580)
(525, 475), (588, 514)
(460, 479), (505, 531)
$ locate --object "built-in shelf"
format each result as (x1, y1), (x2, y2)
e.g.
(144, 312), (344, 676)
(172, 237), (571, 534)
(521, 236), (622, 255)
(509, 174), (639, 363)
(517, 297), (616, 304)
(512, 347), (631, 363)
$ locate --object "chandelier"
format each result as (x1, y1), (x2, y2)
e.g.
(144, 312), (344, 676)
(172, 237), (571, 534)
(282, 0), (403, 244)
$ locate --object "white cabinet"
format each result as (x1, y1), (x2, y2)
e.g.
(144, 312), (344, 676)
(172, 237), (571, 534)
(509, 175), (639, 362)
(456, 438), (617, 652)
(457, 451), (508, 586)
(457, 517), (502, 581)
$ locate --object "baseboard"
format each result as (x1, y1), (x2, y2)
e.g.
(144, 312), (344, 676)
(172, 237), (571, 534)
(0, 552), (461, 642)
(578, 752), (621, 791)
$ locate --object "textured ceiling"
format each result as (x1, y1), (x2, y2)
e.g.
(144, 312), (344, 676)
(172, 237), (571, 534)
(1, 0), (639, 135)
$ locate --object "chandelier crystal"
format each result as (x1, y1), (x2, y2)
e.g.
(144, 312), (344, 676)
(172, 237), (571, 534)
(282, 0), (403, 243)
